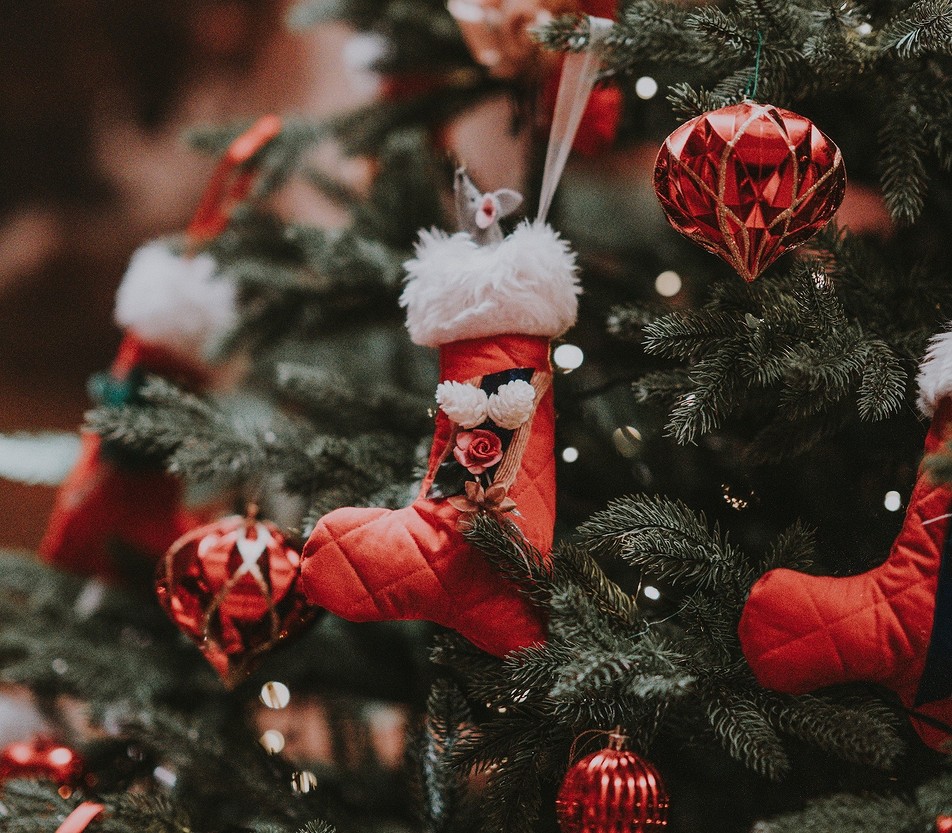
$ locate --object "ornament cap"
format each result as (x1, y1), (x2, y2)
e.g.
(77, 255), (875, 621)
(607, 727), (628, 751)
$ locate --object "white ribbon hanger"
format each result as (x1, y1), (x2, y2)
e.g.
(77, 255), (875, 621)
(537, 15), (613, 224)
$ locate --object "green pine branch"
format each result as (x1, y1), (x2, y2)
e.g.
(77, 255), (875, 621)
(706, 689), (791, 780)
(631, 256), (924, 452)
(882, 0), (952, 58)
(576, 494), (747, 594)
(417, 679), (471, 833)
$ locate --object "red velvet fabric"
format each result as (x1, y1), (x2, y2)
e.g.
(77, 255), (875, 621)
(39, 332), (201, 581)
(301, 333), (554, 657)
(739, 399), (952, 751)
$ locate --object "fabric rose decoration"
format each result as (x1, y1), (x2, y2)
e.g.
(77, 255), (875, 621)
(454, 429), (503, 474)
(436, 381), (488, 429)
(487, 379), (536, 429)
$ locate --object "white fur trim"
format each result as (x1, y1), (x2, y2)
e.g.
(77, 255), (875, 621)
(917, 326), (952, 416)
(400, 220), (579, 347)
(435, 381), (488, 428)
(114, 241), (238, 363)
(486, 379), (535, 429)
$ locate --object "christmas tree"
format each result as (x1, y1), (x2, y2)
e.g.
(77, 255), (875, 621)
(3, 1), (952, 832)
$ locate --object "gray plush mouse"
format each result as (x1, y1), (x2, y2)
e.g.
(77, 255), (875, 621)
(453, 168), (523, 246)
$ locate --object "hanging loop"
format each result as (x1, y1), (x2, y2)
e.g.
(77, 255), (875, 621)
(186, 114), (283, 246)
(536, 16), (613, 224)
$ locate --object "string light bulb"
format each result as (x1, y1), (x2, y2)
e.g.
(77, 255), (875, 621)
(613, 426), (642, 458)
(635, 76), (659, 99)
(260, 729), (286, 755)
(722, 483), (755, 511)
(884, 490), (901, 512)
(553, 344), (584, 372)
(654, 270), (682, 297)
(259, 681), (291, 709)
(292, 770), (318, 793)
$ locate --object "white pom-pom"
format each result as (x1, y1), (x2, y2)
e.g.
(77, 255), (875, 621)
(486, 379), (536, 429)
(0, 431), (81, 485)
(435, 381), (488, 428)
(114, 241), (238, 364)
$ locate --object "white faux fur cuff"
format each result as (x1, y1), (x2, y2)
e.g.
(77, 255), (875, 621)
(400, 221), (580, 347)
(917, 326), (952, 417)
(114, 241), (238, 363)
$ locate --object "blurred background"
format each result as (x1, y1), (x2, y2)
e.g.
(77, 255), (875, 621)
(0, 1), (340, 545)
(0, 0), (534, 549)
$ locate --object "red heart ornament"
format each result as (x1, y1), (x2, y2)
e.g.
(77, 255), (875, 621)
(654, 101), (846, 282)
(156, 516), (316, 687)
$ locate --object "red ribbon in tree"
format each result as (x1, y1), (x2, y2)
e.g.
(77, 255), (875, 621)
(186, 114), (283, 244)
(55, 802), (105, 833)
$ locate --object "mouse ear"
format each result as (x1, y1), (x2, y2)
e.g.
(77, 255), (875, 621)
(454, 168), (481, 200)
(494, 188), (523, 217)
(454, 168), (484, 230)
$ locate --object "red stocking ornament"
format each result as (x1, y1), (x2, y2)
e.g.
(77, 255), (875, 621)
(740, 326), (952, 751)
(300, 26), (609, 656)
(40, 116), (281, 581)
(301, 212), (578, 656)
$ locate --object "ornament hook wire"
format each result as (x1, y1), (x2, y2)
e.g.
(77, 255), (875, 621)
(743, 31), (763, 101)
(567, 725), (627, 764)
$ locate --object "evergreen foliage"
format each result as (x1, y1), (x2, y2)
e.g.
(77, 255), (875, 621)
(5, 0), (952, 831)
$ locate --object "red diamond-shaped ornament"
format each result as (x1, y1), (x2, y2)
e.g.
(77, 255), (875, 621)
(653, 101), (846, 282)
(156, 515), (317, 687)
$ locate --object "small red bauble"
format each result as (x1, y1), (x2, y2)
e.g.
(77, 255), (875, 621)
(556, 733), (668, 833)
(156, 515), (317, 688)
(654, 101), (846, 282)
(937, 816), (952, 833)
(0, 737), (84, 785)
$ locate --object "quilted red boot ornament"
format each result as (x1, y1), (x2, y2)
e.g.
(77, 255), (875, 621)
(300, 170), (578, 656)
(300, 22), (612, 655)
(39, 116), (282, 581)
(740, 326), (952, 751)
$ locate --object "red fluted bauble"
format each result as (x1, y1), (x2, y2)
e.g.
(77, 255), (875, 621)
(0, 737), (84, 785)
(156, 515), (317, 688)
(653, 101), (846, 282)
(556, 733), (668, 833)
